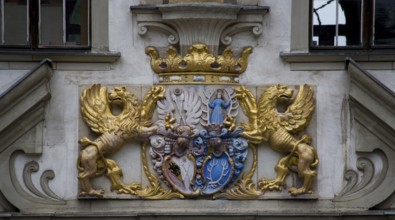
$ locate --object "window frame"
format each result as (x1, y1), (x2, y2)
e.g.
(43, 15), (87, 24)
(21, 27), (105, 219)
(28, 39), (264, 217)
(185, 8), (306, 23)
(310, 0), (395, 50)
(282, 0), (395, 69)
(0, 0), (91, 50)
(0, 0), (119, 63)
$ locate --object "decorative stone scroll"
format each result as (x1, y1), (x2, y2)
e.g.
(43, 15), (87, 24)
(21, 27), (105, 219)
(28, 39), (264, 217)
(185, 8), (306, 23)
(0, 59), (65, 213)
(131, 3), (269, 54)
(333, 59), (395, 209)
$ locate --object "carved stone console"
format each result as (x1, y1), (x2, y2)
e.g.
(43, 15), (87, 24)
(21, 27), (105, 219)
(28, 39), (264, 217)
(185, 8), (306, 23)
(334, 58), (395, 209)
(0, 59), (65, 213)
(131, 3), (268, 54)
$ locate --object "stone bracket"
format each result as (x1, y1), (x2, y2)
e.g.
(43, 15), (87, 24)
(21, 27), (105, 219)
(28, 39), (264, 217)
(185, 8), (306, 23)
(131, 3), (269, 54)
(334, 58), (395, 209)
(0, 59), (66, 213)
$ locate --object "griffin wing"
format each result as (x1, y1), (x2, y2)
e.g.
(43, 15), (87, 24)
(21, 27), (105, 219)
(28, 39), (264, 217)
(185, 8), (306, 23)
(279, 84), (315, 134)
(80, 84), (115, 134)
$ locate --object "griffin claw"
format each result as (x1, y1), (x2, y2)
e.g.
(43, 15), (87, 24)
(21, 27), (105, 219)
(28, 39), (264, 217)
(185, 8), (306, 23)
(258, 179), (286, 192)
(288, 187), (313, 196)
(79, 189), (105, 197)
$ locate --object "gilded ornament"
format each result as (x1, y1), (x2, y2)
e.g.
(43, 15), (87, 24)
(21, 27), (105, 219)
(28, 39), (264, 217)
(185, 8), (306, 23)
(145, 44), (252, 85)
(235, 84), (319, 196)
(77, 84), (164, 197)
(217, 47), (252, 74)
(234, 86), (261, 144)
(77, 43), (318, 200)
(214, 176), (261, 199)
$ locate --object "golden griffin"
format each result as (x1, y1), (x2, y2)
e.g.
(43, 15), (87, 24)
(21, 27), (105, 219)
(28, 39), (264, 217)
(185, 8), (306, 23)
(77, 84), (164, 197)
(77, 44), (318, 199)
(235, 84), (318, 196)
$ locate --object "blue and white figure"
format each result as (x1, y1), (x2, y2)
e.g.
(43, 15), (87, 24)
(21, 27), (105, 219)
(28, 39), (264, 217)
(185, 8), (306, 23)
(209, 89), (230, 125)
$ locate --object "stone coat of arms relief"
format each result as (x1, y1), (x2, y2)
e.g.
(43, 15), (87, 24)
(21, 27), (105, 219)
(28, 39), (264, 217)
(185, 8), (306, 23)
(2, 2), (395, 215)
(77, 1), (318, 201)
(77, 44), (318, 199)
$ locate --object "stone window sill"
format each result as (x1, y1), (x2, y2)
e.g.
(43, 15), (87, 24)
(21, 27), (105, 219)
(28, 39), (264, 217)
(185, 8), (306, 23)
(0, 51), (121, 63)
(280, 51), (395, 71)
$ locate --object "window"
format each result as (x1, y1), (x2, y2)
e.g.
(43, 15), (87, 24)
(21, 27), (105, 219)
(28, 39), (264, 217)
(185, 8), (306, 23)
(311, 0), (395, 49)
(0, 0), (90, 49)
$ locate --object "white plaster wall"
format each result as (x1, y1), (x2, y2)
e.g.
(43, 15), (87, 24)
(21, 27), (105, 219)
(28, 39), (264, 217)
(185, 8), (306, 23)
(109, 0), (157, 85)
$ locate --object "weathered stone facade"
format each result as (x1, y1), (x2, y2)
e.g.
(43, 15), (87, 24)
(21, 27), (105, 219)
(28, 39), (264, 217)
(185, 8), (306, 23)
(1, 0), (395, 219)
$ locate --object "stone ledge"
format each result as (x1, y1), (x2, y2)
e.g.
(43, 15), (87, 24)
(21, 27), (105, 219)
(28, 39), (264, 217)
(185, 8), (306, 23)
(281, 51), (395, 70)
(280, 51), (395, 63)
(0, 51), (121, 63)
(0, 211), (393, 219)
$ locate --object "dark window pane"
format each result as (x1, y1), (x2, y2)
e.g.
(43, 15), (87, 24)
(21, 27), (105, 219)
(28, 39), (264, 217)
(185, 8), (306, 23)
(374, 0), (395, 46)
(40, 0), (89, 46)
(2, 0), (29, 45)
(339, 0), (362, 46)
(1, 0), (89, 48)
(312, 0), (337, 46)
(312, 0), (362, 47)
(65, 0), (89, 46)
(40, 0), (63, 46)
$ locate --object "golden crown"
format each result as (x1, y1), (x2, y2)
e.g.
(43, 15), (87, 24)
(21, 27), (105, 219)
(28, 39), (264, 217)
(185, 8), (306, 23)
(145, 44), (252, 85)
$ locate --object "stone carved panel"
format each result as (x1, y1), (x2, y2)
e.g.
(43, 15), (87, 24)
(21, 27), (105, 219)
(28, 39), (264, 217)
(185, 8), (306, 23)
(76, 44), (319, 200)
(76, 83), (319, 200)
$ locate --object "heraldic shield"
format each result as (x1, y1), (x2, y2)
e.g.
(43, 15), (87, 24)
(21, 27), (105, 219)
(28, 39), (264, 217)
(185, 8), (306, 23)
(151, 86), (246, 196)
(77, 44), (318, 200)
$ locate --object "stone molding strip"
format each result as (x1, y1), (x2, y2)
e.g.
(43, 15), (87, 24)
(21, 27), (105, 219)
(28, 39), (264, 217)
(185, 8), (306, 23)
(0, 51), (121, 63)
